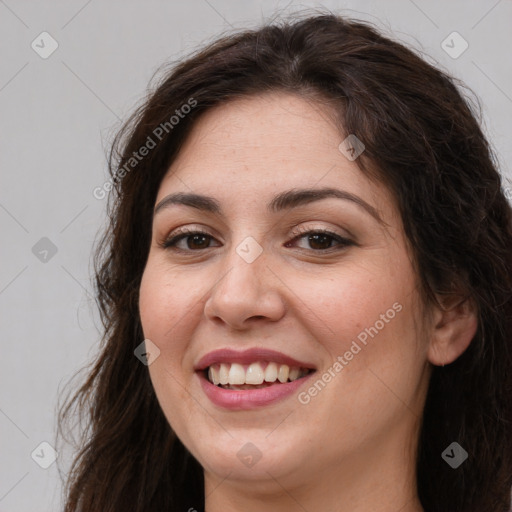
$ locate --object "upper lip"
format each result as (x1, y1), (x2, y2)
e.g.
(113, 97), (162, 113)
(194, 347), (317, 371)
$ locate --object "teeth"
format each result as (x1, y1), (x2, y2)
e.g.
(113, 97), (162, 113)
(228, 363), (246, 385)
(264, 362), (278, 382)
(219, 363), (229, 385)
(208, 366), (219, 385)
(277, 364), (289, 383)
(246, 362), (264, 385)
(289, 367), (300, 381)
(206, 362), (310, 386)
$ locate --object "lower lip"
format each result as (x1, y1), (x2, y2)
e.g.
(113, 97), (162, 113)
(197, 371), (316, 410)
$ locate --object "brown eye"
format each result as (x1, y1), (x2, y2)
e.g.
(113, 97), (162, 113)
(162, 228), (354, 253)
(286, 229), (354, 252)
(163, 230), (219, 251)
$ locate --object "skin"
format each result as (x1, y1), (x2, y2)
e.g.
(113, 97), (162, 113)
(139, 92), (478, 511)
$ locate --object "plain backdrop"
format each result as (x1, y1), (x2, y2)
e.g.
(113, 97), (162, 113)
(1, 1), (511, 510)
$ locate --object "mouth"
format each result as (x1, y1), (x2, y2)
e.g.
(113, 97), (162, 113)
(194, 348), (317, 409)
(203, 361), (315, 390)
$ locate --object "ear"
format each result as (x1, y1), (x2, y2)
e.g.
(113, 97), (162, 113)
(427, 294), (478, 366)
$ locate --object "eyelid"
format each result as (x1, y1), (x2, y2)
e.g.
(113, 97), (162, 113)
(160, 223), (355, 252)
(162, 224), (349, 242)
(289, 224), (348, 239)
(286, 225), (355, 250)
(160, 225), (215, 245)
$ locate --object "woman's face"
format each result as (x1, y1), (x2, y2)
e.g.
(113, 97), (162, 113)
(139, 92), (432, 495)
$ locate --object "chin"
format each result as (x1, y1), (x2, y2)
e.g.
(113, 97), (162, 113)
(191, 433), (302, 481)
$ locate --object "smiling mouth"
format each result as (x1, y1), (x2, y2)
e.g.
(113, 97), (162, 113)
(203, 361), (314, 390)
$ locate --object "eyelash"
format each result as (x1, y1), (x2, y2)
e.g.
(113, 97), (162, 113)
(161, 225), (355, 253)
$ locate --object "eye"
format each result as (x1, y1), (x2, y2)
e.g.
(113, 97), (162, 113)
(162, 227), (219, 251)
(161, 226), (354, 253)
(285, 226), (354, 252)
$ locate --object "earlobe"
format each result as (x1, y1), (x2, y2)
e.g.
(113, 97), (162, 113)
(427, 295), (478, 366)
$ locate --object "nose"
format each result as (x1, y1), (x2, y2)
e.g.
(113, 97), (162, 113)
(203, 245), (286, 330)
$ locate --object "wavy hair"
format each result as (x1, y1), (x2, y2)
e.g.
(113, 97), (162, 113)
(57, 11), (512, 512)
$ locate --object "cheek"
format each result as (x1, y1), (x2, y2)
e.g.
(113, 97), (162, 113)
(139, 267), (169, 342)
(296, 257), (423, 390)
(139, 259), (199, 340)
(138, 262), (193, 398)
(138, 262), (198, 430)
(298, 268), (425, 429)
(297, 263), (404, 345)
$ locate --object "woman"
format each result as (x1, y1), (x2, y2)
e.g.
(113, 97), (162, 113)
(58, 11), (512, 512)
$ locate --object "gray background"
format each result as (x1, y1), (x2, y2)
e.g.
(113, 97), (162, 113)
(1, 1), (511, 510)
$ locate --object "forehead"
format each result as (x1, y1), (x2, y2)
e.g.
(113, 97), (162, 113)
(170, 92), (342, 170)
(156, 92), (396, 224)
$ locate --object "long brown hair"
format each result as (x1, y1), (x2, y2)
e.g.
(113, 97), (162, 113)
(57, 11), (512, 511)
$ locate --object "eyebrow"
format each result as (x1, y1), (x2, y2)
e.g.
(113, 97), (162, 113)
(154, 187), (386, 225)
